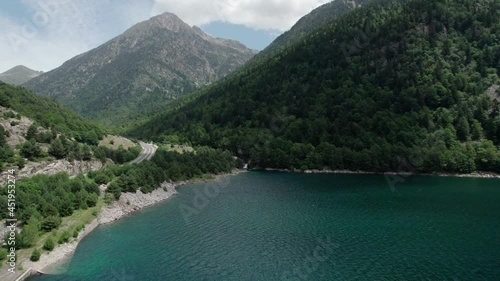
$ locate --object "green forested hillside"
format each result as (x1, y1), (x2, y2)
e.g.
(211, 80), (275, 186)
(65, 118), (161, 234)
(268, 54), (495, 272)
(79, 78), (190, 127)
(130, 0), (500, 173)
(0, 82), (105, 143)
(254, 0), (370, 63)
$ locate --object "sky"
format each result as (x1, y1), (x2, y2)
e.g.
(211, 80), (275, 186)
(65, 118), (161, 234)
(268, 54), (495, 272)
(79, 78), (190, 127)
(0, 0), (330, 73)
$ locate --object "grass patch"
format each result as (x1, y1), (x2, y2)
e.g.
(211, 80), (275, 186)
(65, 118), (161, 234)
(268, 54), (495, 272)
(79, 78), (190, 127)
(161, 144), (194, 154)
(99, 135), (136, 150)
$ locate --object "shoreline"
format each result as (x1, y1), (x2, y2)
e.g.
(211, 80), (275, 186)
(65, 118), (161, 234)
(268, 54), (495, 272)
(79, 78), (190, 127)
(16, 169), (246, 281)
(260, 168), (500, 179)
(14, 167), (497, 279)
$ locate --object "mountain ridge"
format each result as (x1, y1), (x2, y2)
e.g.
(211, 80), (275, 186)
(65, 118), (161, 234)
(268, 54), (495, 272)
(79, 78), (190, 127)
(129, 0), (500, 174)
(0, 65), (43, 85)
(24, 12), (257, 127)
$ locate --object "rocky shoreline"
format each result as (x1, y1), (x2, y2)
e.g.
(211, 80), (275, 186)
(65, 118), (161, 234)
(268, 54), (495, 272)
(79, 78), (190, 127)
(16, 169), (245, 280)
(262, 168), (500, 179)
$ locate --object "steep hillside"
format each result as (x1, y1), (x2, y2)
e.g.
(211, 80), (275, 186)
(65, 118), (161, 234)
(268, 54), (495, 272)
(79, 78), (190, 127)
(0, 65), (43, 85)
(24, 12), (257, 127)
(0, 82), (104, 143)
(255, 0), (370, 62)
(131, 0), (500, 173)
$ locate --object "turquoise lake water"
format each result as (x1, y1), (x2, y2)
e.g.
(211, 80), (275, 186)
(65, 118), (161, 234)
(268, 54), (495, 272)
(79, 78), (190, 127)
(31, 171), (500, 280)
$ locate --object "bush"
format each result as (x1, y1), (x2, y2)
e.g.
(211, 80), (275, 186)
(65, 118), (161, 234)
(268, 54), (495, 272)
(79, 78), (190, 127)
(107, 182), (122, 200)
(20, 140), (43, 160)
(86, 193), (99, 208)
(41, 216), (62, 232)
(58, 230), (71, 244)
(94, 172), (111, 185)
(43, 237), (55, 251)
(73, 229), (79, 238)
(30, 248), (41, 262)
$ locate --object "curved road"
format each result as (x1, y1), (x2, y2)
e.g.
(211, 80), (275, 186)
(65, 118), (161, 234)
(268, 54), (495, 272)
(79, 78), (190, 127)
(130, 142), (157, 164)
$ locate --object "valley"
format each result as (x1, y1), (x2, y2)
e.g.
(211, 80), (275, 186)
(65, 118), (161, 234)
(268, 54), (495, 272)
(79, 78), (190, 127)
(0, 0), (498, 280)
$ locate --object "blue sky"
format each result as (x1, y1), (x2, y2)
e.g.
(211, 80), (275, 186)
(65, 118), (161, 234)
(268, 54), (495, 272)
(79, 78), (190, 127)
(0, 0), (329, 73)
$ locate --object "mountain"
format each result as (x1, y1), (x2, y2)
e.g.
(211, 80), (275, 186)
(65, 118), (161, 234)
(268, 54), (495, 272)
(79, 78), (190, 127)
(254, 0), (370, 63)
(0, 65), (43, 85)
(0, 81), (104, 144)
(24, 12), (257, 127)
(123, 0), (372, 128)
(130, 0), (500, 174)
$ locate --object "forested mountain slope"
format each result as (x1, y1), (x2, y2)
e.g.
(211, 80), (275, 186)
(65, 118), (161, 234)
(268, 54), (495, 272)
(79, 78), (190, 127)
(0, 82), (104, 142)
(254, 0), (370, 63)
(131, 0), (500, 174)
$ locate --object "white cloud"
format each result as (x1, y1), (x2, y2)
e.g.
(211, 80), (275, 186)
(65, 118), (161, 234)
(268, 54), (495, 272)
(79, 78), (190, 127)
(150, 0), (330, 31)
(0, 0), (152, 73)
(0, 0), (329, 73)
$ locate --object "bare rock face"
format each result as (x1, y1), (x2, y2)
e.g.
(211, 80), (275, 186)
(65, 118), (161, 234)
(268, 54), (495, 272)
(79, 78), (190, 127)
(0, 106), (33, 147)
(487, 84), (499, 101)
(20, 159), (103, 177)
(0, 159), (103, 186)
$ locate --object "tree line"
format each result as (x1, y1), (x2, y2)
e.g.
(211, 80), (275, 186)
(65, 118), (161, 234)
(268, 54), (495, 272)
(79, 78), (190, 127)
(129, 0), (500, 173)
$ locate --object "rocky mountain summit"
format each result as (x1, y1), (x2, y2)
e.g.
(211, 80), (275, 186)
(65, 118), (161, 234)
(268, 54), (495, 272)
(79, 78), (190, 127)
(0, 65), (43, 85)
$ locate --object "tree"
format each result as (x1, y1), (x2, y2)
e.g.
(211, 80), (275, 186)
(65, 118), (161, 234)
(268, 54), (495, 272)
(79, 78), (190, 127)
(18, 223), (38, 249)
(41, 216), (62, 232)
(456, 117), (470, 141)
(48, 138), (67, 159)
(82, 144), (93, 161)
(86, 193), (99, 207)
(20, 140), (42, 160)
(26, 124), (37, 140)
(30, 248), (41, 262)
(107, 182), (122, 200)
(43, 237), (55, 251)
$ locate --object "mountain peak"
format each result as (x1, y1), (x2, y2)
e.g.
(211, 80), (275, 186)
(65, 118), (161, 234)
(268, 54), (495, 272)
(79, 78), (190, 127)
(0, 65), (43, 85)
(24, 11), (257, 127)
(148, 12), (190, 32)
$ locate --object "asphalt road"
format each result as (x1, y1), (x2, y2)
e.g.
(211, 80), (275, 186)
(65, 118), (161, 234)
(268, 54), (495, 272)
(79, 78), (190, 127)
(130, 142), (157, 164)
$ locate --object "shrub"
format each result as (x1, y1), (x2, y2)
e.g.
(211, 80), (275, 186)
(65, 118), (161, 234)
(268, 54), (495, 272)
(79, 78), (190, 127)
(30, 249), (41, 262)
(43, 237), (55, 251)
(41, 216), (62, 232)
(58, 230), (71, 244)
(0, 248), (8, 260)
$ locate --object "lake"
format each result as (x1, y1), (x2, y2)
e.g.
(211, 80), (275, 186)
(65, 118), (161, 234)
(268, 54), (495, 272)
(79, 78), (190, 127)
(31, 171), (500, 280)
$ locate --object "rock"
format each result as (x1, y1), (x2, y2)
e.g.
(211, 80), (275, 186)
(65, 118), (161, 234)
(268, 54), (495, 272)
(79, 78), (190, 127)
(98, 182), (178, 224)
(0, 159), (103, 186)
(0, 107), (33, 148)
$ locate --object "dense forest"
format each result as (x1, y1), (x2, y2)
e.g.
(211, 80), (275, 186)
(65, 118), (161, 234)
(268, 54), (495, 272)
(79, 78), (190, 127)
(0, 173), (100, 251)
(94, 147), (236, 199)
(130, 0), (500, 173)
